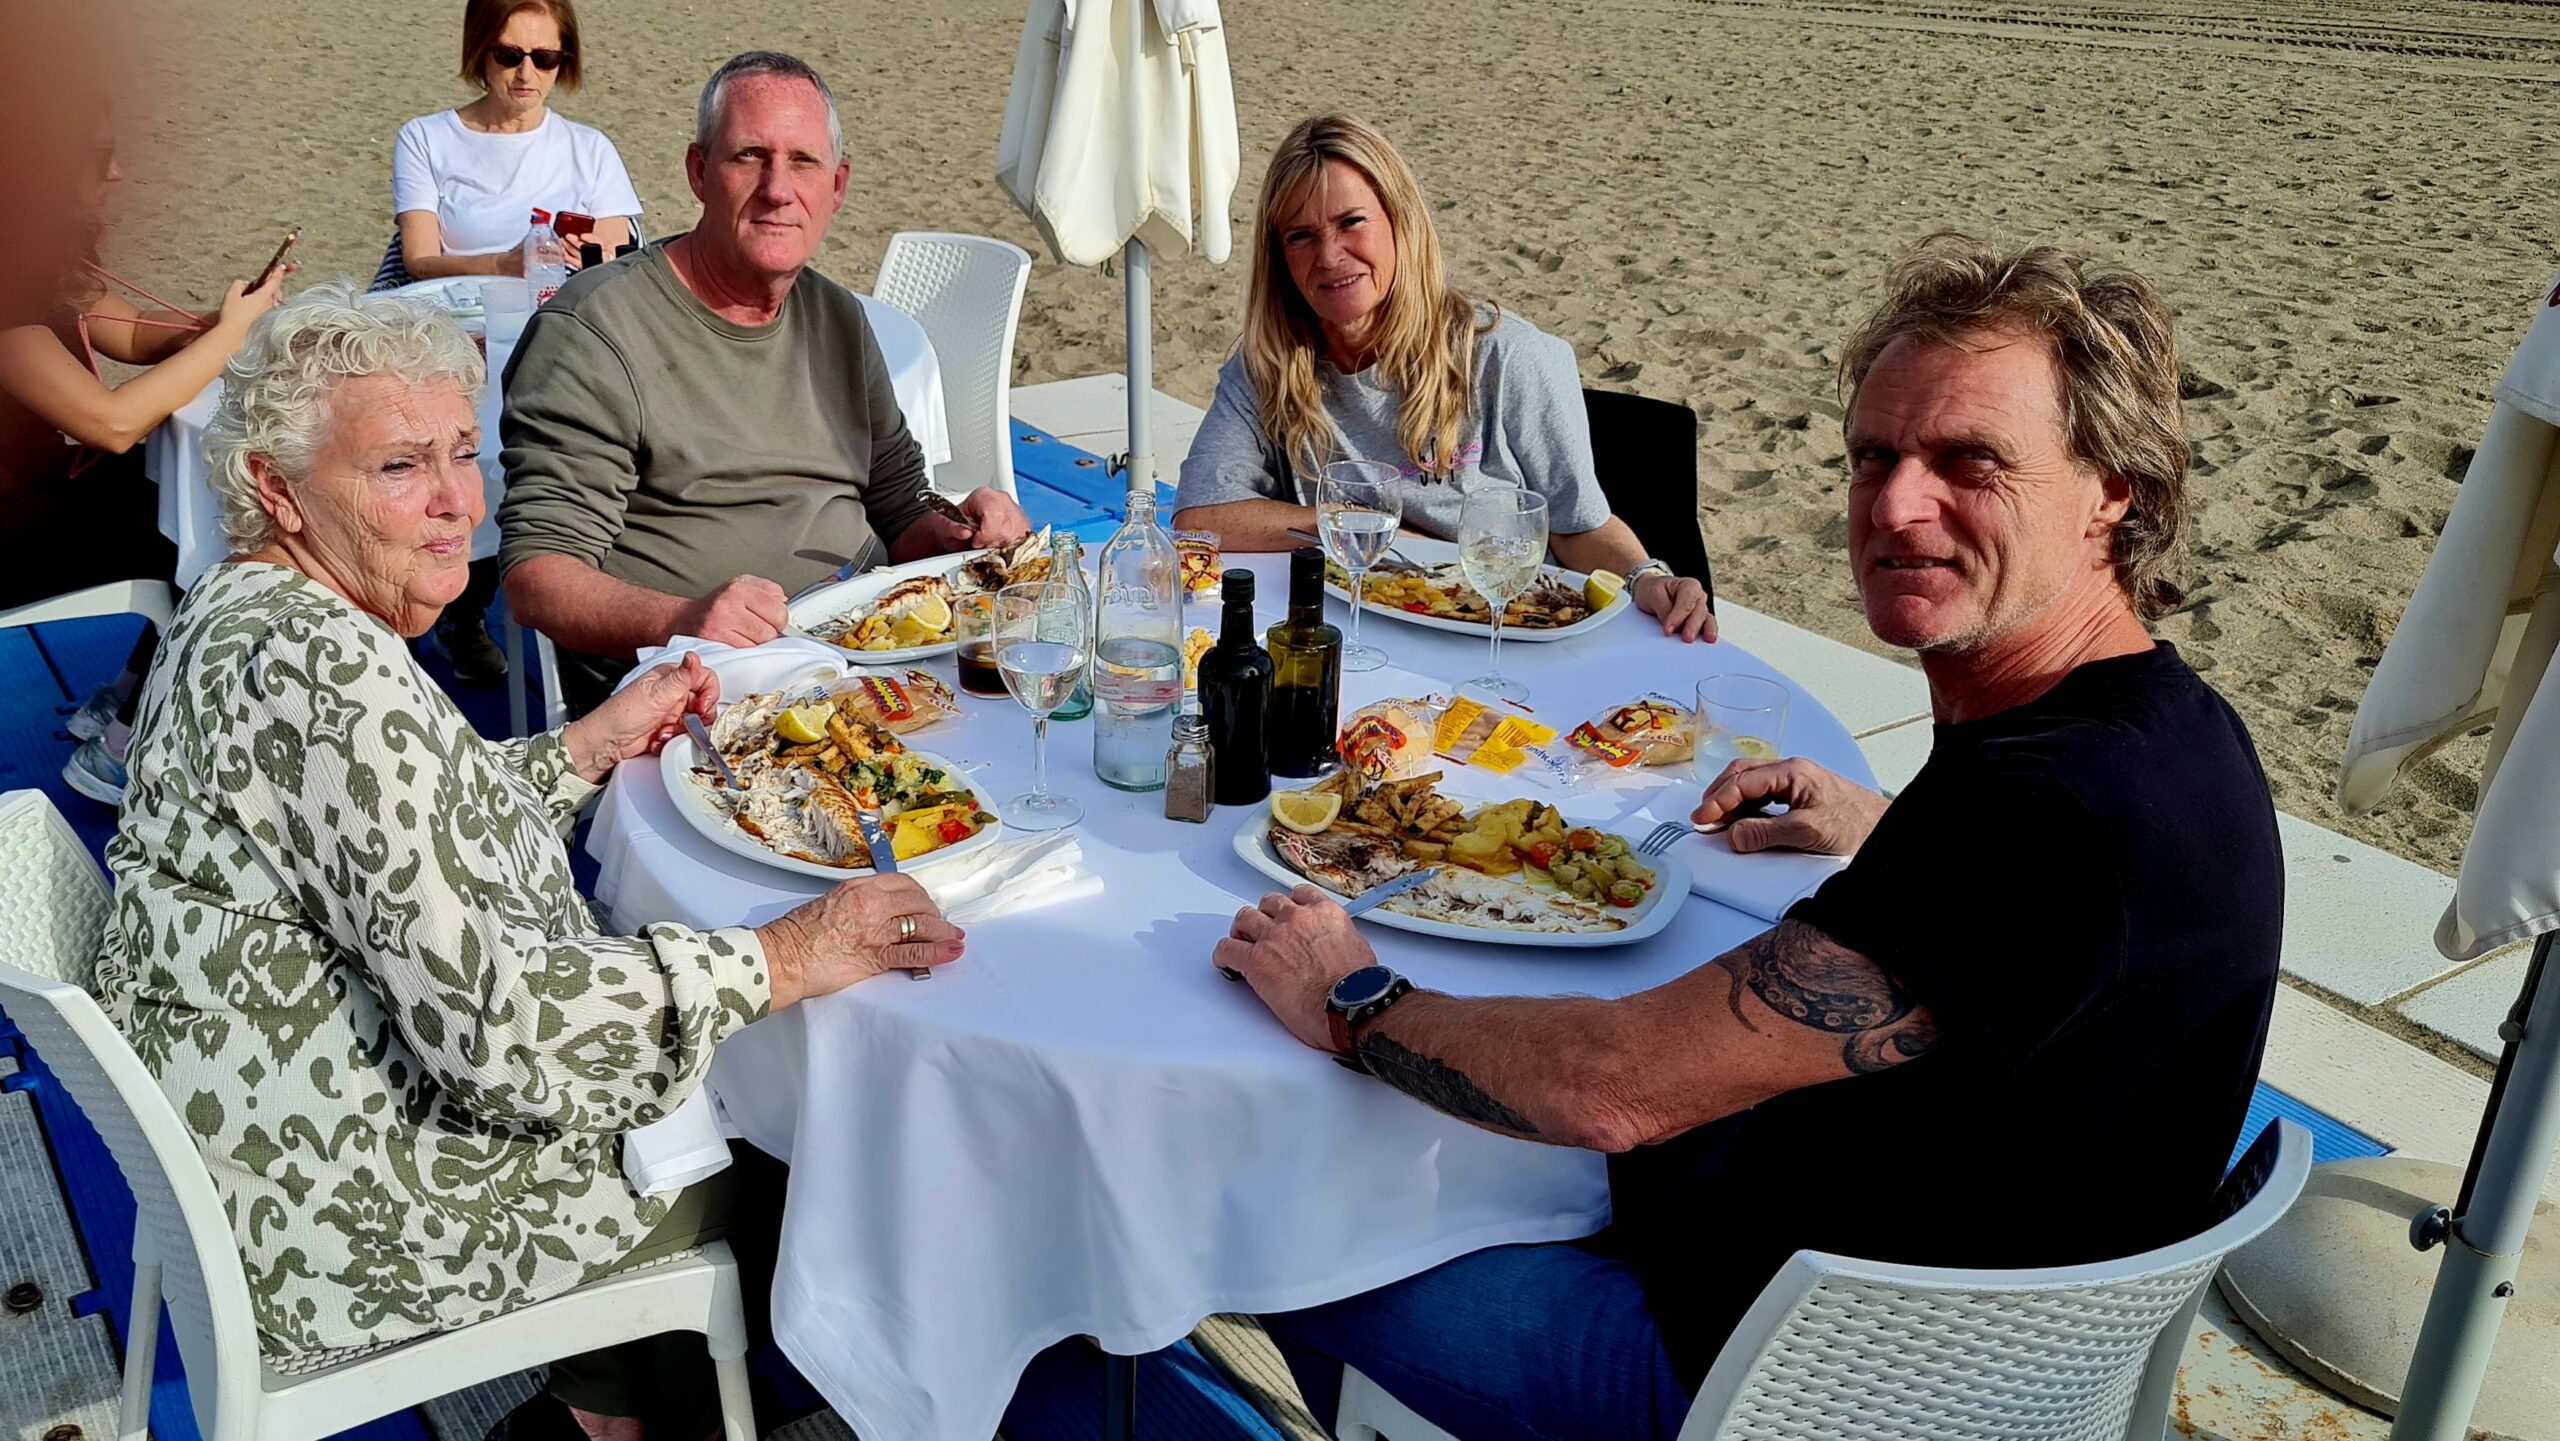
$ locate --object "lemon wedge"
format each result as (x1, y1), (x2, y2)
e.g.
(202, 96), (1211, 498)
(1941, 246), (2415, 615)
(888, 611), (936, 647)
(1584, 568), (1625, 610)
(774, 702), (835, 747)
(902, 590), (954, 633)
(1270, 789), (1342, 835)
(1729, 735), (1780, 760)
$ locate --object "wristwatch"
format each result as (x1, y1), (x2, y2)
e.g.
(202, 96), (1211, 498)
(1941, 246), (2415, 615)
(1325, 965), (1414, 1072)
(1625, 558), (1676, 589)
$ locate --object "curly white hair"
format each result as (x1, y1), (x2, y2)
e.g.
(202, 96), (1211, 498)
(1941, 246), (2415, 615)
(204, 280), (485, 554)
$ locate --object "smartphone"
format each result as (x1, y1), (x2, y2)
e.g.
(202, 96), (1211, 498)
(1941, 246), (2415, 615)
(551, 211), (596, 239)
(245, 228), (298, 293)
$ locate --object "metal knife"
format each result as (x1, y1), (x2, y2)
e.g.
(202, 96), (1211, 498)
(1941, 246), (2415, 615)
(851, 808), (932, 981)
(683, 714), (740, 789)
(1344, 867), (1440, 917)
(785, 558), (863, 607)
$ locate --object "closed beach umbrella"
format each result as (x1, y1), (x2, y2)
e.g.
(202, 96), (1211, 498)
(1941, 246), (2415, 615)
(997, 0), (1239, 494)
(2330, 268), (2560, 1439)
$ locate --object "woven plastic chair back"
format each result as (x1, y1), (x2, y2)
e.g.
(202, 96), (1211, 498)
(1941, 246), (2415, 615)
(871, 232), (1032, 499)
(0, 790), (265, 1441)
(1683, 1119), (2313, 1441)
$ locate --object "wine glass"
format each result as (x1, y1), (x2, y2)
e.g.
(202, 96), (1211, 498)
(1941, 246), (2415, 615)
(995, 581), (1088, 831)
(1458, 485), (1548, 705)
(1316, 460), (1402, 673)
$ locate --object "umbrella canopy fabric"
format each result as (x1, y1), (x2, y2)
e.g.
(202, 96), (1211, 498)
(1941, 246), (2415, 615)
(2340, 267), (2560, 961)
(997, 0), (1238, 270)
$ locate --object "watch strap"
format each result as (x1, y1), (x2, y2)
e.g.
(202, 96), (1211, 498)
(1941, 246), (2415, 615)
(1327, 972), (1414, 1073)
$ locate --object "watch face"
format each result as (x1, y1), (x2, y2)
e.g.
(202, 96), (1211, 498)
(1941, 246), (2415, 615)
(1330, 965), (1398, 1010)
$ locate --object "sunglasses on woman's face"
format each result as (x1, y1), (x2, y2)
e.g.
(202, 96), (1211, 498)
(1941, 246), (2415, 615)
(489, 45), (567, 71)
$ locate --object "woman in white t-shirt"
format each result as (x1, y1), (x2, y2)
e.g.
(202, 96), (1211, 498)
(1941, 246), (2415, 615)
(394, 0), (640, 680)
(391, 0), (641, 285)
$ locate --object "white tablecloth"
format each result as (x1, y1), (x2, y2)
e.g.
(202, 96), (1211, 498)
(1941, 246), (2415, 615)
(142, 291), (951, 591)
(590, 553), (1876, 1441)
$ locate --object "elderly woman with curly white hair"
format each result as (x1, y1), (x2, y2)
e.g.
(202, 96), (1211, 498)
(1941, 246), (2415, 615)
(92, 283), (961, 1439)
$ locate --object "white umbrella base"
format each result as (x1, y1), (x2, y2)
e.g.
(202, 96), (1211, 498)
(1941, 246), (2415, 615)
(2218, 1155), (2557, 1440)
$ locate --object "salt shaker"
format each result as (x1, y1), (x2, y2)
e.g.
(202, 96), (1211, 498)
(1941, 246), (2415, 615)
(1165, 713), (1215, 822)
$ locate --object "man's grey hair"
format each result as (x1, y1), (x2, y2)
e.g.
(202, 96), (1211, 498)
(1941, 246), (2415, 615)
(205, 281), (484, 554)
(1838, 234), (2192, 621)
(696, 50), (843, 162)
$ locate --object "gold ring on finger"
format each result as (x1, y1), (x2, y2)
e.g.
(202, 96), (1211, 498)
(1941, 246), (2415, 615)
(897, 913), (918, 942)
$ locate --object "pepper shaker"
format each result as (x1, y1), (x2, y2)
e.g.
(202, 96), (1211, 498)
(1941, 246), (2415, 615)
(1165, 713), (1215, 822)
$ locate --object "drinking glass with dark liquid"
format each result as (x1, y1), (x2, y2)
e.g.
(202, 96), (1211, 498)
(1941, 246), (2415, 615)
(955, 594), (1008, 697)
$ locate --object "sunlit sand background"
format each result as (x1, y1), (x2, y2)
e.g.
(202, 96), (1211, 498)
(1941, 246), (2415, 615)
(108, 0), (2560, 874)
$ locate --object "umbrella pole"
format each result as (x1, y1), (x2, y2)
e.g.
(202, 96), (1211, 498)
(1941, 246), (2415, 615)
(2392, 928), (2560, 1440)
(1124, 237), (1154, 502)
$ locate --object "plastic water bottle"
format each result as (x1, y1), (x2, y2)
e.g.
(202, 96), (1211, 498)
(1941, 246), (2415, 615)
(1090, 491), (1181, 791)
(523, 209), (569, 306)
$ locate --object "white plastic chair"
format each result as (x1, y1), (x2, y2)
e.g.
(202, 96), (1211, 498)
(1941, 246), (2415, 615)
(871, 231), (1033, 499)
(1337, 1118), (2314, 1441)
(0, 579), (178, 634)
(0, 789), (756, 1441)
(504, 620), (572, 737)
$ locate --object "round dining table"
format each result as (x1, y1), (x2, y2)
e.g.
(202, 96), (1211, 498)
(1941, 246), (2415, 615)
(588, 549), (1878, 1441)
(141, 286), (951, 590)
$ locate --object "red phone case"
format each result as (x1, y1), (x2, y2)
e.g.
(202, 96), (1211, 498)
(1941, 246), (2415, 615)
(552, 211), (596, 238)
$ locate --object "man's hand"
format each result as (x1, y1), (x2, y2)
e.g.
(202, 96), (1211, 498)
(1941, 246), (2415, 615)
(1634, 573), (1716, 643)
(1213, 885), (1377, 1053)
(958, 487), (1032, 550)
(673, 576), (790, 648)
(1693, 757), (1889, 856)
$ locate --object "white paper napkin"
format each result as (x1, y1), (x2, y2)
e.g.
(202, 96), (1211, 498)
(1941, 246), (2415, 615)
(621, 634), (850, 700)
(619, 832), (1095, 1196)
(1622, 799), (1852, 924)
(1675, 829), (1849, 924)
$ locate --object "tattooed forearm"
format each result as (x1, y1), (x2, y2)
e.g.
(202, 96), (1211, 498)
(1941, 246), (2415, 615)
(1719, 920), (1940, 1075)
(1356, 1031), (1542, 1138)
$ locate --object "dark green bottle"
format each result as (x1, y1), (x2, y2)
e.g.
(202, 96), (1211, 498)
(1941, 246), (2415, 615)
(1264, 548), (1342, 779)
(1197, 570), (1273, 804)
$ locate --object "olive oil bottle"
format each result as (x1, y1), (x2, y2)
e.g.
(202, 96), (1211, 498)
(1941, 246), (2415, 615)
(1263, 548), (1342, 778)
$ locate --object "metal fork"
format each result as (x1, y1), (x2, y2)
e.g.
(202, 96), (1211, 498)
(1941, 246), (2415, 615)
(1639, 799), (1777, 855)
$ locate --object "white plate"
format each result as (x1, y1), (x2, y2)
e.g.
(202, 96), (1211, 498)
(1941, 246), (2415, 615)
(785, 549), (993, 664)
(1323, 533), (1629, 643)
(660, 733), (1001, 882)
(1228, 805), (1688, 948)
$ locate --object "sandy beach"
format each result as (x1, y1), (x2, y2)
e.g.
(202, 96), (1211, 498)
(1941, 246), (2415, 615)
(106, 0), (2560, 876)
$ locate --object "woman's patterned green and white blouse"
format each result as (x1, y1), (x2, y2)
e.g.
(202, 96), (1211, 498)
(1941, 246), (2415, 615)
(94, 562), (771, 1360)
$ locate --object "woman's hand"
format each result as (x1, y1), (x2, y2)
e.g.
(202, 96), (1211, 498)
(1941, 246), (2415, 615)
(758, 874), (965, 1007)
(561, 653), (720, 782)
(214, 265), (292, 335)
(1692, 757), (1888, 856)
(1634, 572), (1716, 643)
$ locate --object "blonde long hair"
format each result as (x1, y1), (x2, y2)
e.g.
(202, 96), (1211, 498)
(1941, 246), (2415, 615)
(1241, 115), (1490, 482)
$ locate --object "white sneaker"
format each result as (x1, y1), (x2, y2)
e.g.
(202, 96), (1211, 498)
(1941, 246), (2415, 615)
(61, 738), (129, 807)
(65, 684), (118, 741)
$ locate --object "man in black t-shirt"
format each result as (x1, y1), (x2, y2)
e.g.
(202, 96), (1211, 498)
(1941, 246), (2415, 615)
(1218, 236), (2283, 1440)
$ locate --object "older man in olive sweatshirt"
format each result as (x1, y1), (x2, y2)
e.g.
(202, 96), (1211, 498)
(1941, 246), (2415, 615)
(499, 51), (1028, 713)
